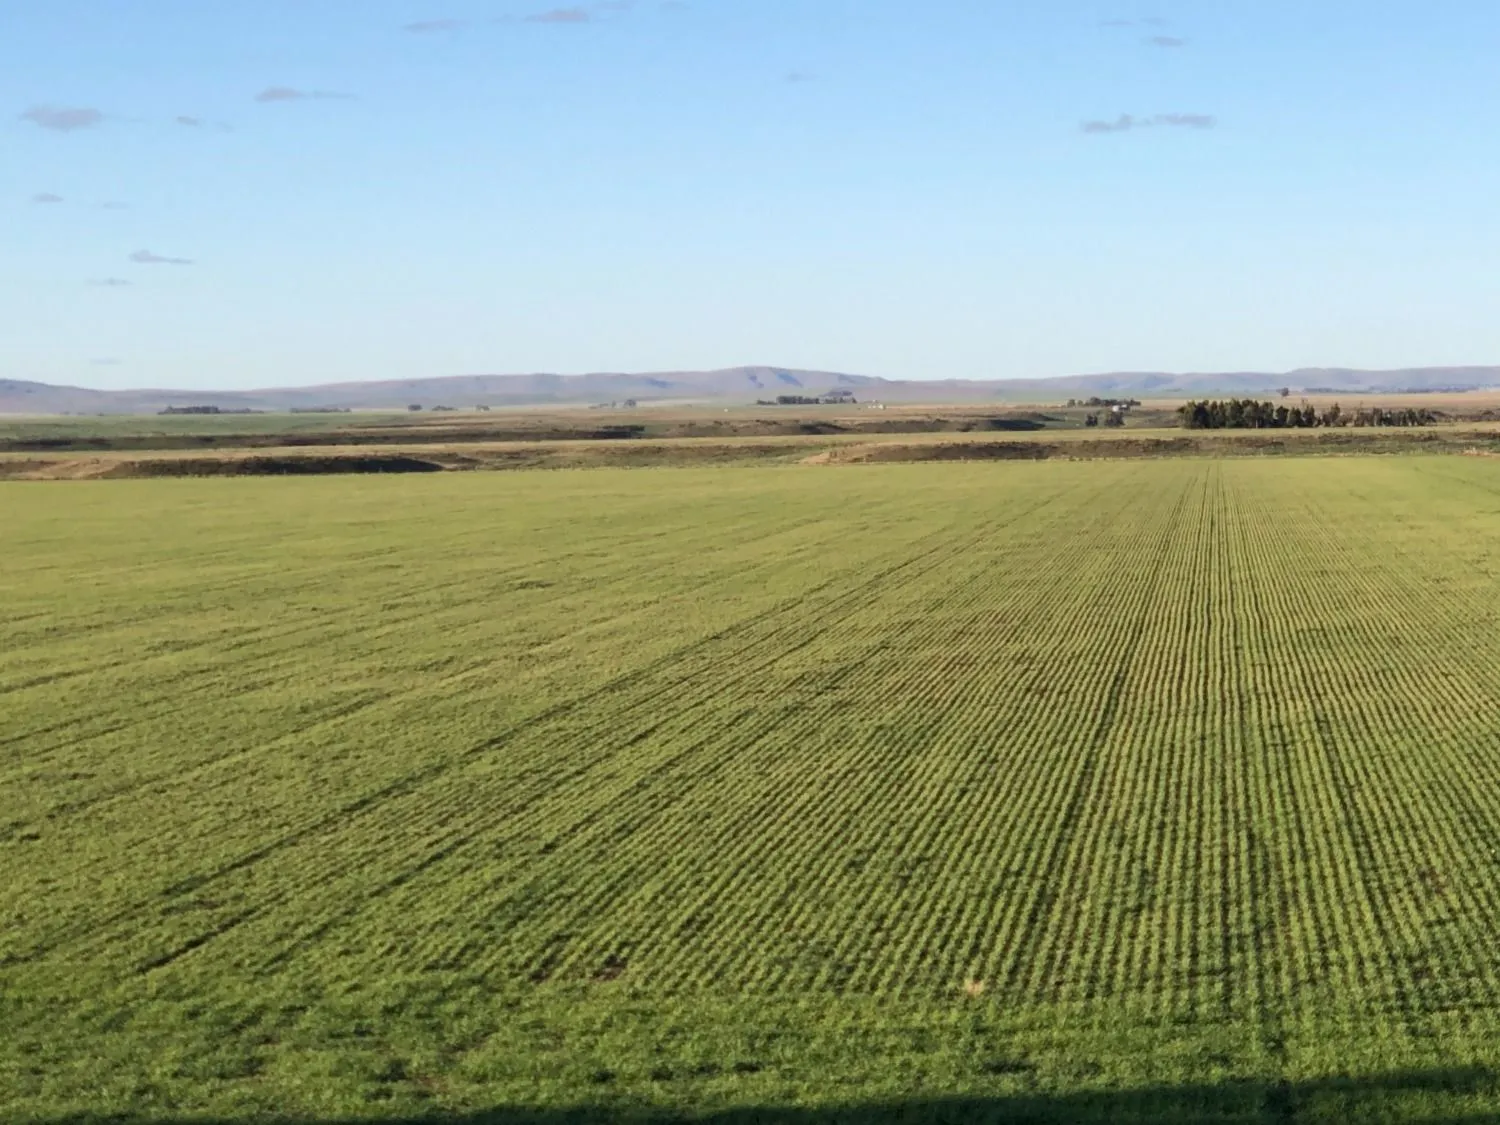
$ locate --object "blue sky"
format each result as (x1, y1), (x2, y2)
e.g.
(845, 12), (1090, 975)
(6, 0), (1499, 390)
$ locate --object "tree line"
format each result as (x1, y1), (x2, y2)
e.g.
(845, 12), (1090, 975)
(758, 395), (859, 406)
(1177, 399), (1439, 430)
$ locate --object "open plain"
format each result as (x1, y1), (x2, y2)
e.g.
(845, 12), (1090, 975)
(5, 455), (1500, 1122)
(2, 399), (1499, 480)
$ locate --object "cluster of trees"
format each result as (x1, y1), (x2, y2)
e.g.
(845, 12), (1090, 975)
(1178, 399), (1439, 430)
(1344, 406), (1439, 426)
(759, 395), (859, 406)
(1083, 411), (1125, 428)
(409, 403), (505, 412)
(158, 405), (262, 416)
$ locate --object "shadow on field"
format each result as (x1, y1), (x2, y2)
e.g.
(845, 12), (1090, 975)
(35, 1067), (1500, 1124)
(118, 454), (447, 476)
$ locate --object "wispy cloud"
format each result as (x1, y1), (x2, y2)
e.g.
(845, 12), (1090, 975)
(1081, 113), (1216, 134)
(101, 201), (129, 210)
(90, 357), (124, 366)
(175, 114), (233, 132)
(88, 278), (132, 288)
(254, 87), (353, 103)
(1082, 114), (1139, 134)
(31, 192), (64, 204)
(1155, 113), (1215, 128)
(496, 3), (636, 26)
(129, 249), (194, 266)
(527, 7), (592, 22)
(403, 18), (468, 32)
(785, 70), (815, 84)
(1147, 35), (1187, 47)
(1103, 16), (1168, 27)
(405, 5), (632, 34)
(20, 104), (104, 132)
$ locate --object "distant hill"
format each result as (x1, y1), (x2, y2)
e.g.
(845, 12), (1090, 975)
(3, 365), (1498, 415)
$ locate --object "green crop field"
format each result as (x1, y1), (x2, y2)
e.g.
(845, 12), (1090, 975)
(5, 458), (1500, 1124)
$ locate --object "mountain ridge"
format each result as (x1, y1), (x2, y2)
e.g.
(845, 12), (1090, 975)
(3, 365), (1498, 414)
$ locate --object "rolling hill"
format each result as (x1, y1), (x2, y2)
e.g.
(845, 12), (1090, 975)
(2, 365), (1498, 414)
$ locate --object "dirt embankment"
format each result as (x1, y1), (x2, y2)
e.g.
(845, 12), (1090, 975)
(4, 429), (1498, 480)
(806, 430), (1500, 465)
(812, 437), (1214, 463)
(0, 414), (1063, 455)
(0, 455), (452, 480)
(0, 441), (811, 480)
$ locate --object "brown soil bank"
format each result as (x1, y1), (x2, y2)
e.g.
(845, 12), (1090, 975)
(822, 439), (1193, 463)
(0, 413), (1062, 454)
(3, 430), (1498, 480)
(815, 431), (1500, 464)
(0, 441), (809, 480)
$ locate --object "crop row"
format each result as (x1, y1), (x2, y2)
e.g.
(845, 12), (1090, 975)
(5, 460), (1500, 1045)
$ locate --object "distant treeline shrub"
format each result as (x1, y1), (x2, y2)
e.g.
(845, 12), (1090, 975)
(158, 406), (263, 416)
(759, 395), (859, 406)
(1083, 412), (1126, 428)
(1178, 400), (1439, 430)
